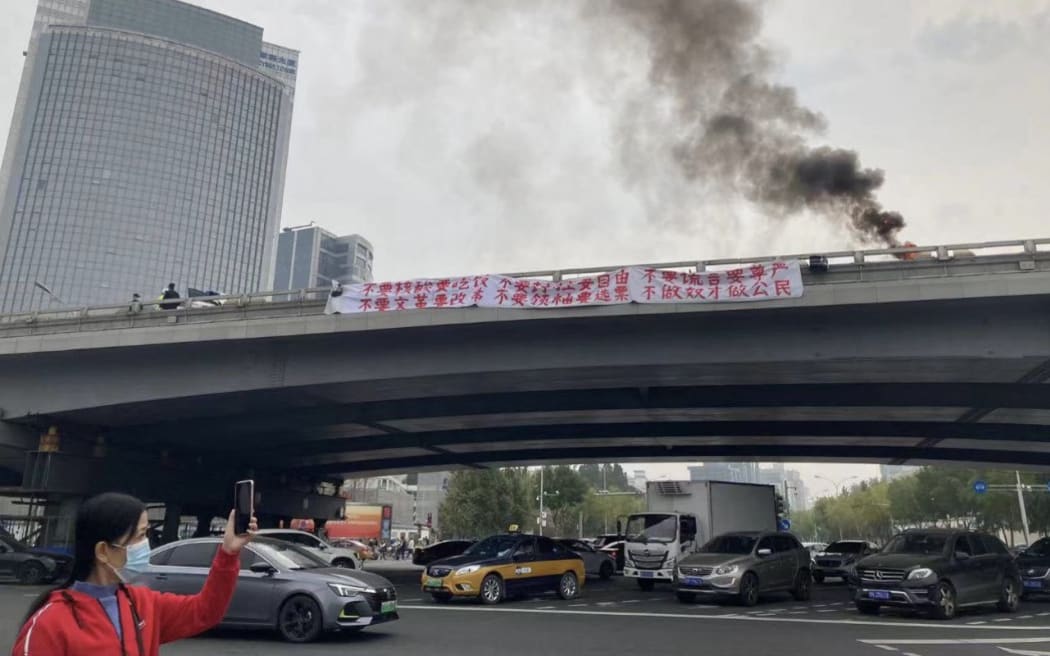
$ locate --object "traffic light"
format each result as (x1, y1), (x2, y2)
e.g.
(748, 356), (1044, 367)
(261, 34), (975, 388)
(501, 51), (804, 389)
(775, 491), (787, 519)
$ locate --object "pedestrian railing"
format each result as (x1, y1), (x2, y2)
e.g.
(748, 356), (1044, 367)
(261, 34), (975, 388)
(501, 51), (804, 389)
(0, 237), (1047, 337)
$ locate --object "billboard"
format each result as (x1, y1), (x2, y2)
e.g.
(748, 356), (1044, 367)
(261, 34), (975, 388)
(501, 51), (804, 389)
(324, 504), (391, 540)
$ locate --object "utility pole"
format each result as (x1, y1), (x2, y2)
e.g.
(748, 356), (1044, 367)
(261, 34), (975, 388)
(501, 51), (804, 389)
(1016, 471), (1032, 546)
(539, 467), (544, 537)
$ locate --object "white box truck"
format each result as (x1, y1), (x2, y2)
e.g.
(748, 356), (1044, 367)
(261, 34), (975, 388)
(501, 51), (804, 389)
(623, 480), (778, 589)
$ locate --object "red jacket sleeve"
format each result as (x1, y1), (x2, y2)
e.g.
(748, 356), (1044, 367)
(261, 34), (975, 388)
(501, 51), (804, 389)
(11, 601), (67, 656)
(149, 547), (240, 644)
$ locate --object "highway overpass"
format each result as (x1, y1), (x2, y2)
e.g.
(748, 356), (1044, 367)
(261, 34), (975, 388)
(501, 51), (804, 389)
(0, 239), (1047, 507)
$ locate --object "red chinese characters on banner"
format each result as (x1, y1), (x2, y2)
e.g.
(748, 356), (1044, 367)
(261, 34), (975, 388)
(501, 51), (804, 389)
(480, 270), (631, 309)
(324, 262), (803, 314)
(625, 262), (802, 305)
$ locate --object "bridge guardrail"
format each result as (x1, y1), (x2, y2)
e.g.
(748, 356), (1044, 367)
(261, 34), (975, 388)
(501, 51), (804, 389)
(1, 237), (1048, 337)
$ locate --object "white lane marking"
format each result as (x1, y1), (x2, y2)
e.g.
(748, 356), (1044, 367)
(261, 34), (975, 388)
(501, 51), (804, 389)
(901, 652), (924, 656)
(860, 638), (1050, 645)
(968, 621), (988, 625)
(536, 606), (556, 610)
(788, 611), (808, 615)
(1039, 613), (1050, 617)
(596, 602), (616, 607)
(871, 646), (899, 652)
(398, 605), (1050, 629)
(1018, 615), (1034, 620)
(621, 600), (641, 604)
(999, 648), (1050, 656)
(568, 604), (588, 607)
(995, 618), (1015, 623)
(817, 609), (838, 613)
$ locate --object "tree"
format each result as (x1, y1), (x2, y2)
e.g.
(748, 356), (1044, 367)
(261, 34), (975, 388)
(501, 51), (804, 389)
(439, 468), (531, 539)
(533, 466), (588, 536)
(576, 464), (630, 492)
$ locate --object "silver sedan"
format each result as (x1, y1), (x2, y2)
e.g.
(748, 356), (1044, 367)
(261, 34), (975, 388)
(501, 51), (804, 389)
(558, 539), (616, 580)
(133, 537), (398, 642)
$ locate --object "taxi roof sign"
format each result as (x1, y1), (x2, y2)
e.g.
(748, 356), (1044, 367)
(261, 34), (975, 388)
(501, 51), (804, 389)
(508, 524), (521, 533)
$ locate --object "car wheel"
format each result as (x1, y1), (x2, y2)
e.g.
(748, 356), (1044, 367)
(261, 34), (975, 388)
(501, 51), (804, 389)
(333, 558), (356, 570)
(998, 577), (1020, 613)
(855, 601), (880, 615)
(676, 591), (697, 603)
(932, 581), (957, 620)
(431, 592), (452, 604)
(637, 578), (655, 591)
(791, 570), (812, 601)
(480, 573), (505, 605)
(558, 572), (579, 600)
(17, 562), (46, 585)
(812, 572), (825, 584)
(278, 594), (323, 643)
(599, 561), (614, 580)
(738, 572), (760, 607)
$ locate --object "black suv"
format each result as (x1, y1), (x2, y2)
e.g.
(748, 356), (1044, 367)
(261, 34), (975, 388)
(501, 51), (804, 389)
(1015, 537), (1050, 597)
(849, 529), (1020, 619)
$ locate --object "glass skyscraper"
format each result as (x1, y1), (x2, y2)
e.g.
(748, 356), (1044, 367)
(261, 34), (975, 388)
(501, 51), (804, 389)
(0, 0), (297, 312)
(273, 225), (374, 290)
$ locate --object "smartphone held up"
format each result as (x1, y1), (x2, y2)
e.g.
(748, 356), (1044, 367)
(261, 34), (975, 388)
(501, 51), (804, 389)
(234, 479), (254, 535)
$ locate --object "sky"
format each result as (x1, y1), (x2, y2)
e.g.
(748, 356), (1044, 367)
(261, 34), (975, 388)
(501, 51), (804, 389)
(2, 0), (1048, 499)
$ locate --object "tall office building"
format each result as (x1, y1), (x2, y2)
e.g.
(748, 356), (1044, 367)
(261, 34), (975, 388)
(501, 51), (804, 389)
(0, 0), (297, 312)
(273, 224), (374, 290)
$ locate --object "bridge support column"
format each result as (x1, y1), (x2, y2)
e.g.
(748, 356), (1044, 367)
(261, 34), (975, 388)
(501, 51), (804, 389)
(42, 496), (81, 549)
(161, 502), (181, 545)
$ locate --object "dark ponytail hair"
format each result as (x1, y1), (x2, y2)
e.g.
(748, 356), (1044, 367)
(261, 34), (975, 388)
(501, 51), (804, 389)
(22, 492), (146, 623)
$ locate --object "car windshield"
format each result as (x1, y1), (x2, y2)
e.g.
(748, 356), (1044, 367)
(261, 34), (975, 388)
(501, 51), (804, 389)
(702, 535), (758, 555)
(1026, 539), (1050, 557)
(882, 534), (948, 555)
(625, 514), (676, 544)
(253, 541), (328, 570)
(464, 536), (519, 558)
(826, 541), (866, 553)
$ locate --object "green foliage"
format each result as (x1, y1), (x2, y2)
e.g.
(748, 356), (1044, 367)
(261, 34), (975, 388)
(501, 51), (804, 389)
(790, 467), (1050, 545)
(439, 464), (643, 539)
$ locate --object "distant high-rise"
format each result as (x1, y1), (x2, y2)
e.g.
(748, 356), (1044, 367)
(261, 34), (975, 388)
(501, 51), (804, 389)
(0, 0), (297, 312)
(880, 465), (915, 482)
(273, 225), (374, 289)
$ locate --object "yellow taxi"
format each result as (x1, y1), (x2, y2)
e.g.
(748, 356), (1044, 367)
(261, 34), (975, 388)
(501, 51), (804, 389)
(421, 531), (586, 604)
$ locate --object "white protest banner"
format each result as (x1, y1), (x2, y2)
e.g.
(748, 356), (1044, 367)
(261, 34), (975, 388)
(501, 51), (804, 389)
(478, 269), (633, 309)
(627, 261), (803, 304)
(324, 262), (803, 314)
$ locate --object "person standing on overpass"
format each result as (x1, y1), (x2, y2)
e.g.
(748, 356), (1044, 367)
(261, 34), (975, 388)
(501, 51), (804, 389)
(12, 492), (256, 655)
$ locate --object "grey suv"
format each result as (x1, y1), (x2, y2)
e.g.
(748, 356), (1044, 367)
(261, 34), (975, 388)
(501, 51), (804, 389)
(675, 531), (812, 606)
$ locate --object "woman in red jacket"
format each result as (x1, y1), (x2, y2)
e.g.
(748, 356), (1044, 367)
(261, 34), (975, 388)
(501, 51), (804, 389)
(12, 492), (255, 655)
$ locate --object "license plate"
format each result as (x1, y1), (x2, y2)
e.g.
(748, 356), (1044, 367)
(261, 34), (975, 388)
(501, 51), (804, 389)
(683, 576), (703, 586)
(424, 577), (443, 588)
(640, 571), (654, 578)
(381, 600), (397, 614)
(868, 590), (891, 600)
(1024, 580), (1043, 589)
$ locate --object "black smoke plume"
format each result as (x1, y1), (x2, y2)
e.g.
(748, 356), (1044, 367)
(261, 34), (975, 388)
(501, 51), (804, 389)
(605, 0), (906, 245)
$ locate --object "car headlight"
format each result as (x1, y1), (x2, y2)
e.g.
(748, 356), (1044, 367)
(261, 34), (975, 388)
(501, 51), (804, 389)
(328, 582), (374, 597)
(455, 565), (481, 575)
(714, 564), (739, 576)
(907, 568), (934, 580)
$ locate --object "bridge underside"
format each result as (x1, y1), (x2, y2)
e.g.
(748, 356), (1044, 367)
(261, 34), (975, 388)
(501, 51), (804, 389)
(28, 373), (1050, 477)
(3, 293), (1049, 480)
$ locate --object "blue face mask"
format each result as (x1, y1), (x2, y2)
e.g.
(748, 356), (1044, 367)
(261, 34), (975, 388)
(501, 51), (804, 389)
(123, 539), (151, 574)
(108, 538), (151, 581)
